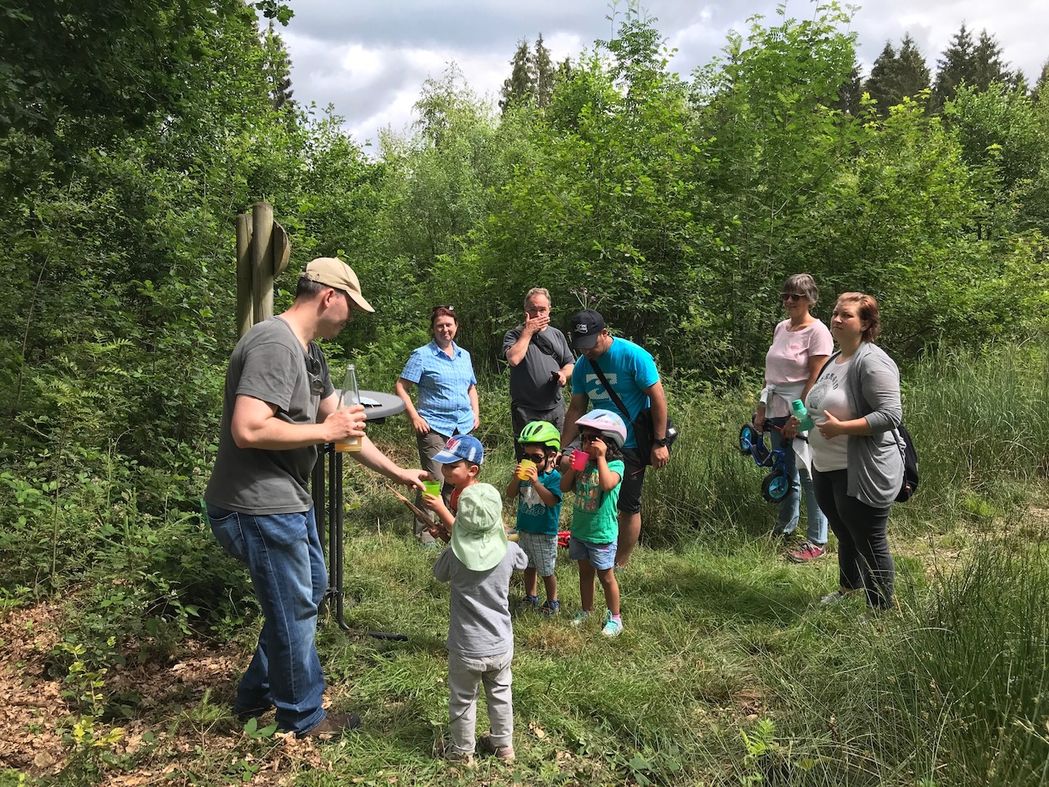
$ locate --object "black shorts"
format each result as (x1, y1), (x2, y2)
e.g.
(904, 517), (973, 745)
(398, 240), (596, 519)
(617, 447), (646, 515)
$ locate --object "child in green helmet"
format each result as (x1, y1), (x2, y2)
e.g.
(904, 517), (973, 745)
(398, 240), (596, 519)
(505, 420), (563, 615)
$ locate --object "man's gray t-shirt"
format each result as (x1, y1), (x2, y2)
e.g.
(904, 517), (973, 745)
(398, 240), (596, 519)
(433, 542), (528, 658)
(205, 317), (334, 515)
(502, 326), (573, 410)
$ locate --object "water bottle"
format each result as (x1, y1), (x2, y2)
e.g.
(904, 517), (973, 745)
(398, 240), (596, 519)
(791, 399), (814, 432)
(335, 364), (363, 453)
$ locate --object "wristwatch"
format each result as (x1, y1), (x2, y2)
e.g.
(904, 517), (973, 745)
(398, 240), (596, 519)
(654, 437), (671, 447)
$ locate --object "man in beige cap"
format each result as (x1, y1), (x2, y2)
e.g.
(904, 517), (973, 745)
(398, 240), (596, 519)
(204, 257), (426, 739)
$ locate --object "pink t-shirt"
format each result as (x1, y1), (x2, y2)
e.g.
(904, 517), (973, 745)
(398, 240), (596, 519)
(763, 319), (834, 417)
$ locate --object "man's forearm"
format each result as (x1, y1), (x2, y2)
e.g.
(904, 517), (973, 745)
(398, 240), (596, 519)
(351, 435), (406, 482)
(505, 333), (532, 366)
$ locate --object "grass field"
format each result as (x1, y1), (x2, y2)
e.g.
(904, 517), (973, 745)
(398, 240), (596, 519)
(1, 344), (1047, 785)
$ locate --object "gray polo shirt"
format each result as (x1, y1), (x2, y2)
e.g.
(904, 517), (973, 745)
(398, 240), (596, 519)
(434, 542), (528, 658)
(205, 317), (334, 515)
(502, 325), (573, 410)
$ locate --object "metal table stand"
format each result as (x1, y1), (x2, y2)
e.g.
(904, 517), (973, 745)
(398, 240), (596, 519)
(312, 390), (408, 641)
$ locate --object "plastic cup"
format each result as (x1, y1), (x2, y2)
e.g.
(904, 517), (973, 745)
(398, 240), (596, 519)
(335, 436), (362, 453)
(422, 480), (442, 498)
(516, 459), (536, 480)
(571, 449), (589, 471)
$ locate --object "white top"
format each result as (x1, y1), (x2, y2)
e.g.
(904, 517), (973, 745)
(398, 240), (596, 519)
(806, 356), (855, 472)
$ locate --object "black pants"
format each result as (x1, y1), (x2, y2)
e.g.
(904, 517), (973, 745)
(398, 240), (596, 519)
(510, 402), (564, 458)
(813, 469), (895, 609)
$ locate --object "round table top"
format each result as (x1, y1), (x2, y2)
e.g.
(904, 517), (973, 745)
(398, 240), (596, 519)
(340, 390), (406, 422)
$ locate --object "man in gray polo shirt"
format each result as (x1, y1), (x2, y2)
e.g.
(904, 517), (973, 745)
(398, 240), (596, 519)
(204, 257), (425, 738)
(502, 288), (575, 457)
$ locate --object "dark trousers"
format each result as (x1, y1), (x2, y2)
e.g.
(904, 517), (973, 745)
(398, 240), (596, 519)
(813, 469), (895, 609)
(510, 402), (565, 458)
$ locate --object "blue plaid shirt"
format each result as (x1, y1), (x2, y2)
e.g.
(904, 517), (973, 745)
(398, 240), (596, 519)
(400, 341), (477, 436)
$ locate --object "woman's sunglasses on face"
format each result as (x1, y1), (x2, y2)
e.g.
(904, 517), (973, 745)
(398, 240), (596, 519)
(780, 292), (805, 302)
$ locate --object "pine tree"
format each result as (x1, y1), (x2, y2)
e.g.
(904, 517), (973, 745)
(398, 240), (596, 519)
(499, 39), (534, 112)
(864, 42), (898, 114)
(534, 34), (554, 108)
(1035, 59), (1049, 100)
(262, 20), (295, 112)
(933, 23), (977, 109)
(972, 29), (1015, 89)
(896, 34), (931, 103)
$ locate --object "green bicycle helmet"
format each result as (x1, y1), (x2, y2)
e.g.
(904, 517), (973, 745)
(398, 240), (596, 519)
(518, 420), (561, 451)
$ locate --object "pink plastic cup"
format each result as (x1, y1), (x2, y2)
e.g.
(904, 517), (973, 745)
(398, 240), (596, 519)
(571, 448), (589, 471)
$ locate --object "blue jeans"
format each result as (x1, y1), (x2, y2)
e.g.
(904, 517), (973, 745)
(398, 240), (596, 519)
(768, 417), (828, 545)
(207, 504), (327, 735)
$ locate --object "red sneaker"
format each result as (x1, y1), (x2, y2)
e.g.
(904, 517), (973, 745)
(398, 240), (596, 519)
(788, 542), (827, 563)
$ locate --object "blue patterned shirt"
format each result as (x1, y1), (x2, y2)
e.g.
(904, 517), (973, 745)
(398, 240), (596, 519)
(400, 341), (477, 436)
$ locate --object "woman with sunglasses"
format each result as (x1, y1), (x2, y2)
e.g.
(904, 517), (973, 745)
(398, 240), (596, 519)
(754, 273), (832, 561)
(395, 306), (480, 544)
(799, 292), (902, 611)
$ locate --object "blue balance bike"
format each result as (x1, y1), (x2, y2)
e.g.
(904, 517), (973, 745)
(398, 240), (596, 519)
(737, 422), (791, 503)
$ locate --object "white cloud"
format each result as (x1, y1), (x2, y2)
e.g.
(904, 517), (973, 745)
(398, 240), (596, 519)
(281, 0), (1049, 145)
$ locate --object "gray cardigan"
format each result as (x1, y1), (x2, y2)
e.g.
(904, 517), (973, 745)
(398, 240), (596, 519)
(818, 342), (904, 508)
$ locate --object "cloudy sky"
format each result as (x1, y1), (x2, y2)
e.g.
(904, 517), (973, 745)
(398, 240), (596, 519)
(280, 1), (1049, 144)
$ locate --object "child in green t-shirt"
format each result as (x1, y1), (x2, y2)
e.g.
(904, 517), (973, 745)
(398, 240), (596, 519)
(560, 409), (626, 638)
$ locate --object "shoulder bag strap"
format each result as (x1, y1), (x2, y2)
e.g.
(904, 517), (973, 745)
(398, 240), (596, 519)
(587, 356), (634, 422)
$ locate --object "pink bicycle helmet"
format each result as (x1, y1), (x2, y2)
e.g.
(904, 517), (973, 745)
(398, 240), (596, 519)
(576, 408), (627, 449)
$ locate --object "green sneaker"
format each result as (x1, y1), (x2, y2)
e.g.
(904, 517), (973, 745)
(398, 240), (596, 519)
(601, 610), (623, 638)
(570, 610), (591, 626)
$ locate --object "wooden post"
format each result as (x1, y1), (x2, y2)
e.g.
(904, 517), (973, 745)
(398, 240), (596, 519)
(235, 212), (253, 337)
(251, 202), (275, 323)
(235, 201), (290, 335)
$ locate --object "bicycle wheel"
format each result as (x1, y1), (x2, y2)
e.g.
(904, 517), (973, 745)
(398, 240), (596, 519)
(762, 471), (790, 503)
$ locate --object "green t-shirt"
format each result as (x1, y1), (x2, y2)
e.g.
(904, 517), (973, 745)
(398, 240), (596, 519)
(570, 459), (625, 544)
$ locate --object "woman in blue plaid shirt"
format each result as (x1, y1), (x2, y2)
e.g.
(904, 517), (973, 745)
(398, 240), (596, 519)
(395, 306), (480, 543)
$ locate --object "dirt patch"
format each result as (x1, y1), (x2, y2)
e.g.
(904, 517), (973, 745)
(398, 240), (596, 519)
(0, 601), (68, 777)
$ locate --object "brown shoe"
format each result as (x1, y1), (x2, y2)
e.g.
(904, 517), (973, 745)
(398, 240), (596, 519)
(478, 733), (516, 762)
(297, 711), (362, 739)
(444, 750), (476, 768)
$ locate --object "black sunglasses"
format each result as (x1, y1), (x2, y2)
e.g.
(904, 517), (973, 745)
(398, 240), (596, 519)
(580, 430), (602, 442)
(431, 304), (455, 314)
(523, 452), (545, 463)
(780, 292), (806, 302)
(305, 350), (325, 396)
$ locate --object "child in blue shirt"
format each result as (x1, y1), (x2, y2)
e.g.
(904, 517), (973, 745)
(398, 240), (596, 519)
(505, 421), (563, 615)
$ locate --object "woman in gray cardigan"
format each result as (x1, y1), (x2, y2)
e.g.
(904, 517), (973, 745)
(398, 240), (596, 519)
(796, 292), (903, 610)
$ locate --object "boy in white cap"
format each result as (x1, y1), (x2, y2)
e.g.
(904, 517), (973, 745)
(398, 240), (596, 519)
(432, 483), (528, 765)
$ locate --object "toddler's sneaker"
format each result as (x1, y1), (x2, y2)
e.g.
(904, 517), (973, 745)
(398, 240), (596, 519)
(540, 599), (560, 616)
(478, 733), (516, 762)
(788, 542), (826, 563)
(570, 610), (591, 626)
(601, 610), (623, 638)
(820, 588), (859, 605)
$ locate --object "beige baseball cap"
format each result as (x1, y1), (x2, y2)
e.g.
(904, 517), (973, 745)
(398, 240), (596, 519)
(303, 257), (375, 313)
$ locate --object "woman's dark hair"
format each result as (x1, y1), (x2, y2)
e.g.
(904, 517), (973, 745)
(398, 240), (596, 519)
(836, 292), (881, 342)
(430, 305), (458, 327)
(781, 273), (819, 305)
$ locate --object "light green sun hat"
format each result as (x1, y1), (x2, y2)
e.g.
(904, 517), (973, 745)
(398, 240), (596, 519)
(451, 483), (508, 571)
